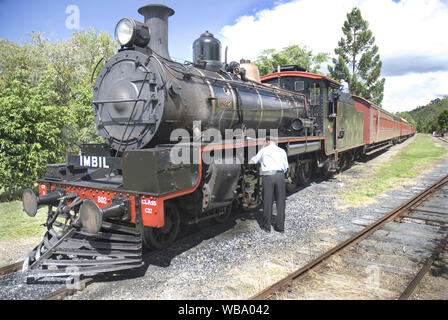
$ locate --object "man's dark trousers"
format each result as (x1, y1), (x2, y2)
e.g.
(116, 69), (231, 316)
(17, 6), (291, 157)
(261, 172), (286, 231)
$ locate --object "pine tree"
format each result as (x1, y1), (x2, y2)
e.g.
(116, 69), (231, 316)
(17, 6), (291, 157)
(328, 7), (385, 106)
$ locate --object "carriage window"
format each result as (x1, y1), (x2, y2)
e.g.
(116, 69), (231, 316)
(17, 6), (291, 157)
(294, 81), (304, 91)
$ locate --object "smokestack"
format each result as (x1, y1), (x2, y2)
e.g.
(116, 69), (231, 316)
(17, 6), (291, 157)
(138, 4), (174, 60)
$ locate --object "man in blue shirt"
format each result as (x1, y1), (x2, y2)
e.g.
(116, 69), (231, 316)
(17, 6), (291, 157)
(249, 136), (289, 233)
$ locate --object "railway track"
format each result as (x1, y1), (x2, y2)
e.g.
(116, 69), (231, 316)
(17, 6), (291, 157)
(0, 259), (96, 300)
(0, 261), (24, 276)
(0, 202), (263, 300)
(41, 277), (95, 300)
(250, 173), (448, 300)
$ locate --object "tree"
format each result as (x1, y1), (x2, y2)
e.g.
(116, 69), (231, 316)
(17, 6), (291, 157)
(437, 109), (448, 132)
(396, 112), (417, 128)
(328, 7), (385, 106)
(407, 96), (448, 133)
(0, 29), (116, 200)
(254, 45), (329, 76)
(0, 69), (67, 199)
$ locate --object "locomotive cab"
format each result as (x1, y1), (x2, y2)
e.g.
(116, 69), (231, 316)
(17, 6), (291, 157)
(261, 66), (342, 140)
(261, 67), (365, 170)
(260, 65), (340, 109)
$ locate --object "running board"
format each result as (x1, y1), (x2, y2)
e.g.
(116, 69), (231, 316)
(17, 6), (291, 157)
(365, 143), (392, 156)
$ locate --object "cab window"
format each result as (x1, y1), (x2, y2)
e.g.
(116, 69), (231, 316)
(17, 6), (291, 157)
(294, 81), (304, 91)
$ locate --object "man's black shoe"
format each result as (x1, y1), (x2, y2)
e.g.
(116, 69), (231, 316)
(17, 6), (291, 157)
(273, 226), (284, 233)
(260, 225), (271, 233)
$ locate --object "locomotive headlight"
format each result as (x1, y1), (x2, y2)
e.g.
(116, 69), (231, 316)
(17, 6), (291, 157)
(115, 18), (134, 46)
(115, 18), (150, 48)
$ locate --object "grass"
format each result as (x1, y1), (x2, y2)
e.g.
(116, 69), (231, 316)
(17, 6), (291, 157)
(0, 184), (39, 202)
(0, 201), (47, 241)
(340, 134), (446, 207)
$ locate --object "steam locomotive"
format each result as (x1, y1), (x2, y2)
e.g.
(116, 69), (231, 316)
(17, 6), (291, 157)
(21, 4), (414, 281)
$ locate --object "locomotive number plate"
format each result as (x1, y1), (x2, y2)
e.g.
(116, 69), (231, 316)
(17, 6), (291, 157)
(67, 155), (123, 170)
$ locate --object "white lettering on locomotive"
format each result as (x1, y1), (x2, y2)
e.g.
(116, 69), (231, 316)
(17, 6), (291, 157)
(79, 156), (110, 169)
(141, 199), (157, 206)
(40, 184), (47, 196)
(81, 156), (90, 167)
(97, 196), (108, 205)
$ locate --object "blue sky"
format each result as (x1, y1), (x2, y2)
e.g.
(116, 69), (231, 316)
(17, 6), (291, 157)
(1, 0), (447, 112)
(0, 0), (281, 61)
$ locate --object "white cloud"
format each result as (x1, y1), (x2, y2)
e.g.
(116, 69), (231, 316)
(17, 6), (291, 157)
(219, 0), (448, 112)
(384, 71), (448, 112)
(220, 0), (354, 60)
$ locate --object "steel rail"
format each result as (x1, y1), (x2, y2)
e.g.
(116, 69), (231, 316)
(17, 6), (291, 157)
(398, 236), (448, 300)
(249, 173), (448, 300)
(437, 137), (448, 144)
(41, 278), (95, 300)
(0, 261), (24, 277)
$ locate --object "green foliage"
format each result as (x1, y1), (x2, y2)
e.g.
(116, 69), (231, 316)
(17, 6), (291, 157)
(400, 96), (448, 133)
(0, 69), (66, 198)
(0, 29), (116, 200)
(396, 112), (417, 128)
(253, 45), (329, 76)
(328, 7), (385, 106)
(437, 109), (448, 131)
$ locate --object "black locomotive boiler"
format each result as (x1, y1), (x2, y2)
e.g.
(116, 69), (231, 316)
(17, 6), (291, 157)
(21, 4), (413, 281)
